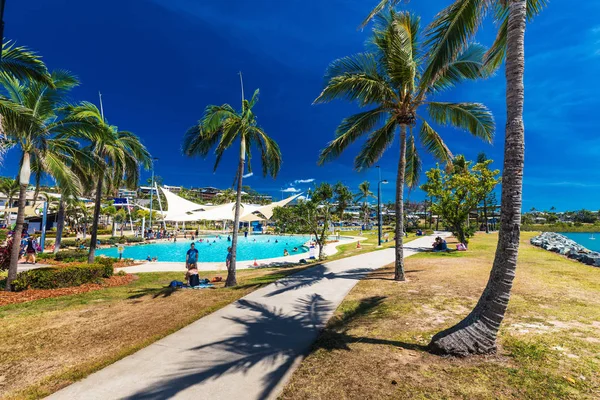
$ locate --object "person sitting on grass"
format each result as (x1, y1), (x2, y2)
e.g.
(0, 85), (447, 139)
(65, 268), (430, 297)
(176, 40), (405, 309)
(186, 242), (199, 269)
(432, 237), (448, 252)
(185, 265), (200, 287)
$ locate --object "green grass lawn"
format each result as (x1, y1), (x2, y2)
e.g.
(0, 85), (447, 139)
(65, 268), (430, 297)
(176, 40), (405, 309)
(280, 232), (600, 400)
(0, 266), (314, 399)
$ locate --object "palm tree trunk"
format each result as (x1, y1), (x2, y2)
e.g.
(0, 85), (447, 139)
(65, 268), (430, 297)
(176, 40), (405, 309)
(226, 142), (245, 287)
(428, 0), (527, 356)
(4, 197), (11, 226)
(5, 153), (31, 291)
(88, 178), (104, 263)
(483, 197), (489, 233)
(394, 125), (407, 281)
(53, 198), (66, 254)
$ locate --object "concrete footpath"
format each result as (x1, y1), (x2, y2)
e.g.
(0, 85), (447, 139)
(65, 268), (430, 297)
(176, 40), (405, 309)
(47, 234), (441, 400)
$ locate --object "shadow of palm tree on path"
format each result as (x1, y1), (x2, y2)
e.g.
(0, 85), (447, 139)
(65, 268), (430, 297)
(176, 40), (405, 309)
(123, 294), (425, 400)
(123, 294), (333, 400)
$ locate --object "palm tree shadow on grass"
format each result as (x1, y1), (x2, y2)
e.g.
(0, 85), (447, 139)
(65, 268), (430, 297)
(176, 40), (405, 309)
(127, 287), (177, 299)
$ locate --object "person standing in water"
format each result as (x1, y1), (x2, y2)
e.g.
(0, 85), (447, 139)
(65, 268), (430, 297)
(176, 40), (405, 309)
(186, 242), (199, 268)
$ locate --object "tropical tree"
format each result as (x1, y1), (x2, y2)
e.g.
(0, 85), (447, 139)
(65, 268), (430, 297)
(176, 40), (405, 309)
(182, 83), (282, 287)
(1, 70), (83, 290)
(0, 177), (19, 225)
(334, 182), (354, 221)
(421, 155), (500, 244)
(355, 181), (375, 227)
(64, 102), (151, 263)
(272, 183), (337, 260)
(103, 205), (117, 236)
(316, 10), (494, 282)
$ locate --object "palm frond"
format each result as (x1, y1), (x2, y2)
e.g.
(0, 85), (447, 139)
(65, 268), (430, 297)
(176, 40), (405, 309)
(422, 0), (489, 86)
(371, 10), (418, 92)
(427, 101), (494, 142)
(318, 107), (387, 165)
(418, 119), (453, 163)
(315, 53), (396, 106)
(405, 131), (421, 189)
(0, 41), (52, 86)
(360, 0), (402, 28)
(425, 43), (489, 93)
(354, 117), (397, 170)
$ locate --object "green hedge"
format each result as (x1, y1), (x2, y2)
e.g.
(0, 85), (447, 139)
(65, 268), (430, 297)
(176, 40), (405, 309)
(58, 235), (144, 248)
(11, 262), (114, 291)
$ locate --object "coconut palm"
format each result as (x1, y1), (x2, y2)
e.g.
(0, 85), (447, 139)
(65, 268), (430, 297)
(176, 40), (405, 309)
(0, 177), (19, 225)
(63, 102), (151, 263)
(355, 181), (375, 227)
(183, 84), (282, 287)
(316, 10), (494, 281)
(381, 0), (544, 356)
(0, 70), (84, 290)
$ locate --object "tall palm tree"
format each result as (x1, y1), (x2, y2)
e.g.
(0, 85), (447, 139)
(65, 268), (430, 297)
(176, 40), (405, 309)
(1, 70), (83, 290)
(183, 83), (282, 287)
(0, 177), (19, 225)
(362, 0), (545, 356)
(316, 10), (494, 281)
(64, 102), (151, 263)
(355, 181), (375, 227)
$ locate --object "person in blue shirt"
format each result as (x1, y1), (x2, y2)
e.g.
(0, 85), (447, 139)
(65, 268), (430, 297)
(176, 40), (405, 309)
(186, 242), (199, 268)
(226, 246), (232, 269)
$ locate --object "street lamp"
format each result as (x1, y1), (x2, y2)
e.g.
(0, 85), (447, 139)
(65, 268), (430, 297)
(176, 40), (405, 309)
(378, 178), (388, 246)
(148, 157), (159, 234)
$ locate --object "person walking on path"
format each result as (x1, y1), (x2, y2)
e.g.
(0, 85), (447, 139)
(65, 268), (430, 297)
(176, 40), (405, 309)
(186, 242), (199, 269)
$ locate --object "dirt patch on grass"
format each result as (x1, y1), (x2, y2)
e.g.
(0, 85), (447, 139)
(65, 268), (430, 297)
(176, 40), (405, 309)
(280, 232), (600, 400)
(0, 275), (136, 306)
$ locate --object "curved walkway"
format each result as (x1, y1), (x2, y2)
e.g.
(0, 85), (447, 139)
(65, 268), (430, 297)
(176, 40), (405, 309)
(47, 233), (446, 400)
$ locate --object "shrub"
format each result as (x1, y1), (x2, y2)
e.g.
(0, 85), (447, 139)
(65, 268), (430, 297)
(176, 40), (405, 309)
(95, 257), (116, 277)
(54, 250), (88, 262)
(126, 236), (144, 243)
(60, 238), (90, 248)
(11, 263), (112, 291)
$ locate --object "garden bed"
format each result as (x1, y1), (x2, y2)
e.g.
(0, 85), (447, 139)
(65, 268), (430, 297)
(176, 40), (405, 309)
(0, 274), (135, 306)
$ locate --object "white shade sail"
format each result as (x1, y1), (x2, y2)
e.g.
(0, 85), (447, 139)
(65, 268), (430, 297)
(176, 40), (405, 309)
(157, 187), (300, 222)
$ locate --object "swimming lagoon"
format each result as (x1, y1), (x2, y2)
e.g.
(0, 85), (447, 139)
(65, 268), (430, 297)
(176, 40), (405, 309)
(96, 234), (311, 262)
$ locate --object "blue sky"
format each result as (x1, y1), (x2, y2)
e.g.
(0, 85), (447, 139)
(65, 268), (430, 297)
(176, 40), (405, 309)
(4, 0), (600, 211)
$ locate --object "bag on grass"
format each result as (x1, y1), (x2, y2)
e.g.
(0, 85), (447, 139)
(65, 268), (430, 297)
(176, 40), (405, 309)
(169, 280), (184, 288)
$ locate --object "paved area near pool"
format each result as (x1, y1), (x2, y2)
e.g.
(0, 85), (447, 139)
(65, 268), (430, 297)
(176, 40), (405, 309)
(47, 233), (446, 400)
(116, 235), (359, 273)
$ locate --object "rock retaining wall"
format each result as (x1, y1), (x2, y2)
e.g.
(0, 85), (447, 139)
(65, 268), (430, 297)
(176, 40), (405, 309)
(530, 232), (600, 268)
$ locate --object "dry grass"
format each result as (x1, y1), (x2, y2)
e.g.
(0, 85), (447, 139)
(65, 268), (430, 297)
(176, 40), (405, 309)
(280, 232), (600, 400)
(0, 266), (310, 400)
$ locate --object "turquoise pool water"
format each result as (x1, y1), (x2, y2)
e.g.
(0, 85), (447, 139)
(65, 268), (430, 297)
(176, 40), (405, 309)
(96, 234), (311, 262)
(561, 232), (600, 252)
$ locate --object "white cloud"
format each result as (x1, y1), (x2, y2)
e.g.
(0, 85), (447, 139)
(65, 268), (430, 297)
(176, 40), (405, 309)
(294, 178), (314, 184)
(281, 187), (301, 193)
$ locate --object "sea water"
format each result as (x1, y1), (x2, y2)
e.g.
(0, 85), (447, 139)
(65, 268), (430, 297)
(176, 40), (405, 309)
(560, 232), (600, 252)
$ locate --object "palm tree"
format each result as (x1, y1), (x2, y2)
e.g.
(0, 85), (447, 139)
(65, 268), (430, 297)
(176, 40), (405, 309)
(355, 181), (375, 227)
(63, 102), (151, 263)
(0, 177), (19, 225)
(397, 0), (546, 356)
(316, 10), (494, 281)
(183, 81), (282, 287)
(334, 182), (353, 221)
(1, 70), (83, 290)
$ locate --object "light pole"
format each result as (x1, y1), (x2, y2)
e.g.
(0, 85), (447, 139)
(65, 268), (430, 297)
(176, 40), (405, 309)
(377, 178), (388, 246)
(148, 157), (158, 234)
